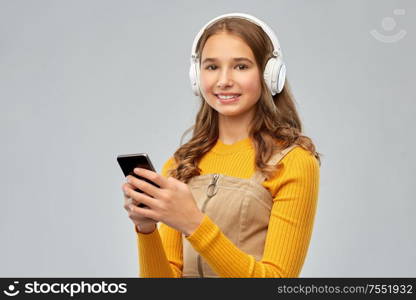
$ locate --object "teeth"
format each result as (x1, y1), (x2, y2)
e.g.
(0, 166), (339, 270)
(217, 95), (239, 99)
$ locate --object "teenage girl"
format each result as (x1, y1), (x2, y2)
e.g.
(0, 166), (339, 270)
(122, 13), (321, 278)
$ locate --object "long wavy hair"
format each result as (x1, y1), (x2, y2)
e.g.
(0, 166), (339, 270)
(168, 17), (322, 183)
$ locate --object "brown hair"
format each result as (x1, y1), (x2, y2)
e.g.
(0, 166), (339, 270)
(168, 17), (322, 183)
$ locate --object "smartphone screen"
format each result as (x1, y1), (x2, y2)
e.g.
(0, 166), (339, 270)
(117, 153), (160, 207)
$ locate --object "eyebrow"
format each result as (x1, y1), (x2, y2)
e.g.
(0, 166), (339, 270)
(201, 57), (254, 64)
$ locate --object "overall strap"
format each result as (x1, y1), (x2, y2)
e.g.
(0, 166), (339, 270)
(250, 144), (298, 184)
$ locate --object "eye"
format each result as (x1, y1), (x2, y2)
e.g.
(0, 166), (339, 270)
(236, 64), (249, 70)
(205, 65), (217, 70)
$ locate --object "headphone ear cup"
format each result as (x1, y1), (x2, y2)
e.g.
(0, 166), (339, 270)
(189, 61), (200, 96)
(275, 57), (286, 94)
(263, 58), (275, 95)
(264, 57), (286, 95)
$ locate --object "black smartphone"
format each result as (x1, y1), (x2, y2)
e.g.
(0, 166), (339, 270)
(117, 153), (160, 208)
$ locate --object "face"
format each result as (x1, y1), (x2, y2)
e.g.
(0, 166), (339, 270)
(199, 32), (262, 117)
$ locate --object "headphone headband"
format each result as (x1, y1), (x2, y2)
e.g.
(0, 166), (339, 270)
(190, 12), (283, 62)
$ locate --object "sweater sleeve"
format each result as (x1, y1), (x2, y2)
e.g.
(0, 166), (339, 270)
(136, 157), (184, 278)
(185, 147), (320, 277)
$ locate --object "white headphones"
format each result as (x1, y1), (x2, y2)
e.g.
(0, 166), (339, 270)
(189, 12), (286, 97)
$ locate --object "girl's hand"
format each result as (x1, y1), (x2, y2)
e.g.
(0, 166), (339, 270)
(124, 168), (205, 236)
(122, 182), (157, 233)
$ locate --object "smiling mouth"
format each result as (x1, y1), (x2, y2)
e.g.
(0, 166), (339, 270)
(215, 94), (241, 103)
(215, 94), (241, 99)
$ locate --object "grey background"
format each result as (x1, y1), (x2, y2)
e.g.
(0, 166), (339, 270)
(1, 0), (415, 277)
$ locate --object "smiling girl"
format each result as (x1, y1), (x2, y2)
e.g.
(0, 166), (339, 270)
(122, 13), (321, 278)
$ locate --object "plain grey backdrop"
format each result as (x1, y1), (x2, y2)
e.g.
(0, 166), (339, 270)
(1, 0), (415, 277)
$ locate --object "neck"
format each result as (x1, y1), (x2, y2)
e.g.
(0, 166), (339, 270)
(218, 109), (254, 145)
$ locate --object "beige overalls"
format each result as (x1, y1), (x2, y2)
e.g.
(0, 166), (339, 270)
(182, 144), (297, 278)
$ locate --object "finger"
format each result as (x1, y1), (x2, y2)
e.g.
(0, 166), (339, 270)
(133, 168), (170, 190)
(124, 197), (135, 211)
(123, 187), (142, 207)
(121, 182), (136, 198)
(126, 174), (164, 199)
(124, 196), (138, 209)
(123, 184), (142, 206)
(129, 187), (158, 209)
(127, 204), (156, 223)
(130, 204), (158, 221)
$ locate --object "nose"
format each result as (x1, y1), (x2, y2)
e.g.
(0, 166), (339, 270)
(216, 69), (233, 89)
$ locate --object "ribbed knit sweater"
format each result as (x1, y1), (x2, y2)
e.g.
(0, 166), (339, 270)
(135, 137), (320, 277)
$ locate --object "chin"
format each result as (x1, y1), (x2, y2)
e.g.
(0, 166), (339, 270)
(216, 107), (247, 117)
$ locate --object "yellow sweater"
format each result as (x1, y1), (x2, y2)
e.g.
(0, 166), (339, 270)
(135, 137), (320, 277)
